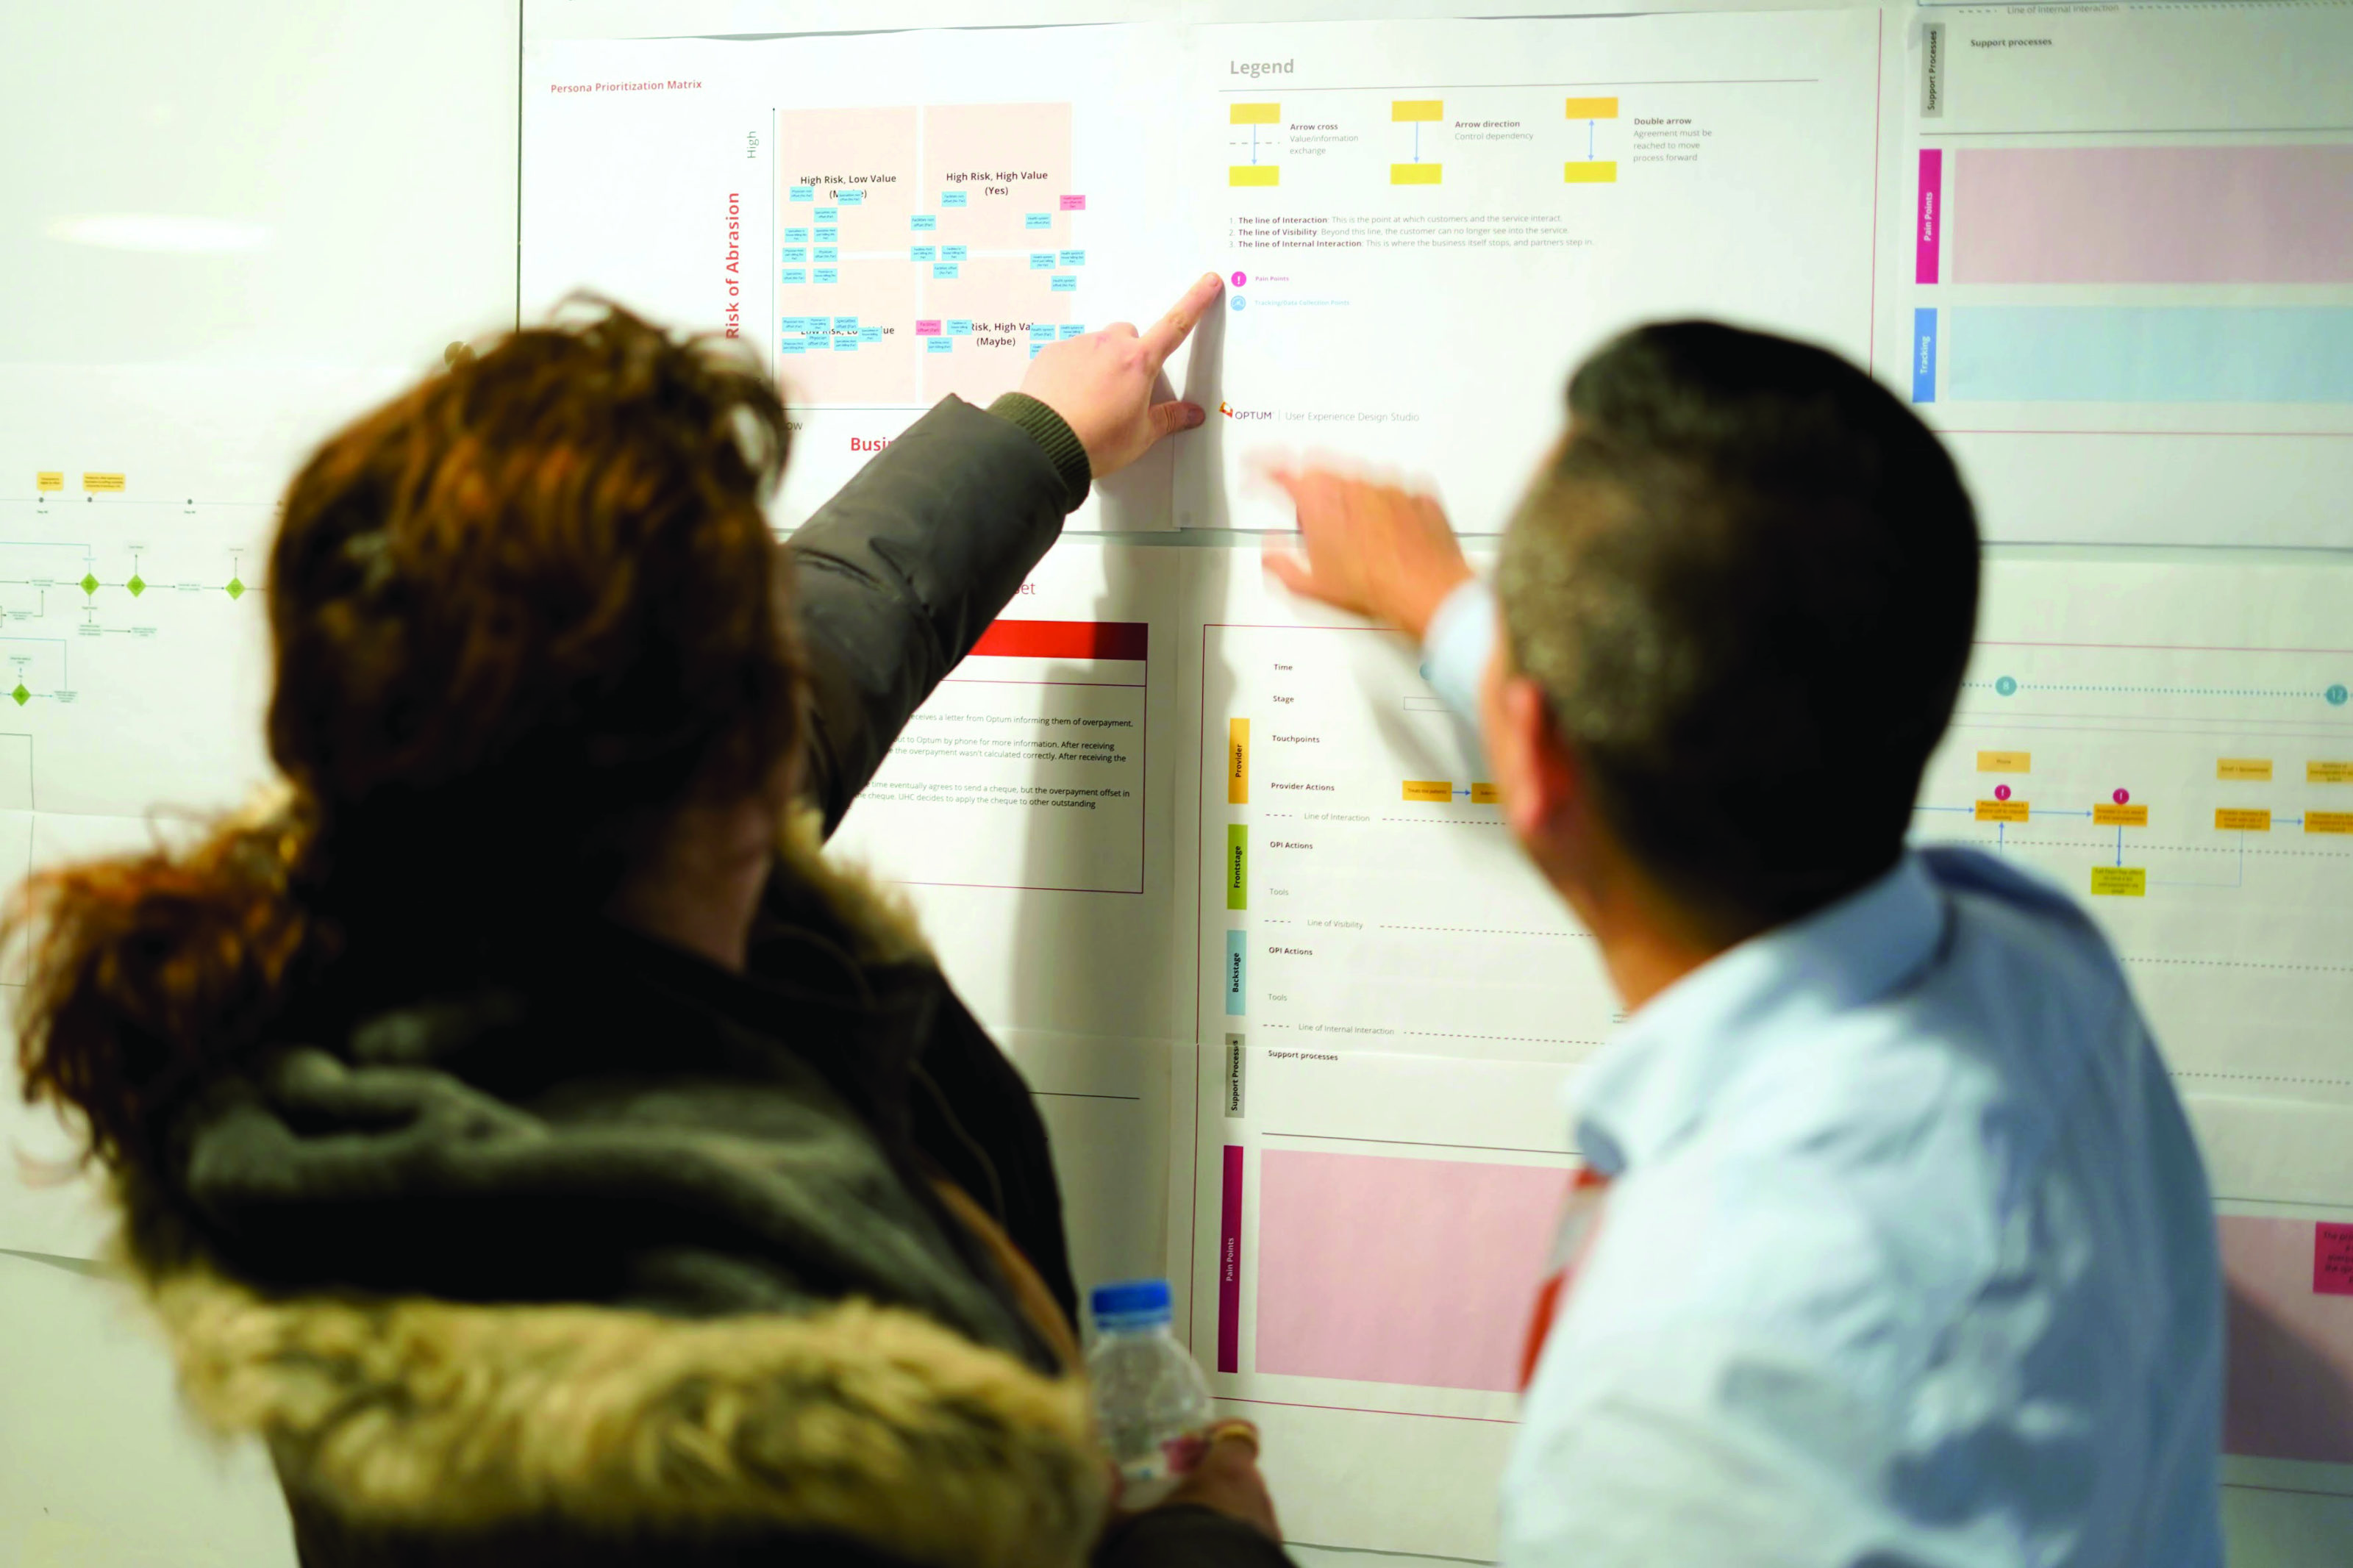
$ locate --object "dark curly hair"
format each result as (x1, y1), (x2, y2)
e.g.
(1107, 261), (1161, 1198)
(13, 305), (801, 1166)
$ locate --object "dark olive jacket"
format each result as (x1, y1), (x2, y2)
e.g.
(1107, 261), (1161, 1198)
(111, 395), (1288, 1568)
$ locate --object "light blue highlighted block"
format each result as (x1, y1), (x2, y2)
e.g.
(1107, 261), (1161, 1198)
(1947, 307), (2353, 403)
(933, 262), (959, 279)
(1029, 253), (1054, 270)
(804, 333), (829, 351)
(911, 214), (938, 232)
(782, 247), (807, 263)
(910, 246), (936, 262)
(1029, 323), (1056, 341)
(835, 336), (858, 353)
(941, 190), (968, 207)
(1224, 930), (1247, 1016)
(781, 339), (805, 354)
(1051, 275), (1077, 293)
(942, 245), (968, 261)
(927, 337), (953, 354)
(1024, 212), (1052, 230)
(814, 208), (836, 221)
(946, 319), (973, 336)
(784, 228), (809, 243)
(860, 327), (882, 343)
(1059, 324), (1085, 340)
(833, 316), (858, 329)
(814, 247), (838, 262)
(779, 317), (808, 332)
(837, 190), (865, 205)
(815, 268), (838, 284)
(788, 186), (814, 203)
(815, 227), (838, 243)
(1913, 309), (1938, 405)
(781, 268), (807, 284)
(1059, 249), (1085, 266)
(1031, 344), (1043, 358)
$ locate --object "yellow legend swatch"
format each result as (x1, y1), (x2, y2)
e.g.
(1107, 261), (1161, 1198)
(2093, 803), (2149, 827)
(2215, 808), (2271, 832)
(1975, 799), (2029, 823)
(1391, 100), (1443, 122)
(1977, 751), (2031, 773)
(82, 472), (125, 493)
(1402, 780), (1452, 803)
(1564, 162), (1617, 183)
(1227, 719), (1250, 804)
(2311, 761), (2353, 784)
(1564, 96), (1620, 119)
(2310, 812), (2353, 835)
(2217, 758), (2273, 781)
(1229, 165), (1279, 187)
(36, 471), (63, 493)
(2090, 867), (2146, 898)
(1231, 103), (1281, 125)
(1391, 163), (1443, 185)
(1471, 783), (1501, 804)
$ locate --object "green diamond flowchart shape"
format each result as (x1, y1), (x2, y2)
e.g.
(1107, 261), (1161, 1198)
(226, 577), (245, 601)
(126, 574), (146, 597)
(10, 684), (27, 707)
(80, 573), (97, 595)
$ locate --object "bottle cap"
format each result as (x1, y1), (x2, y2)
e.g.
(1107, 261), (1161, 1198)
(1090, 1278), (1174, 1330)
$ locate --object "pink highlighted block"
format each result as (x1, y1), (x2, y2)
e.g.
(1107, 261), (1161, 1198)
(914, 319), (941, 337)
(1915, 148), (1942, 284)
(1255, 1149), (1563, 1392)
(2221, 1213), (2353, 1464)
(1060, 193), (1087, 211)
(1952, 146), (2353, 284)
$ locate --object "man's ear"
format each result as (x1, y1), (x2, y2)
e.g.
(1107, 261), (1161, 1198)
(1496, 675), (1582, 845)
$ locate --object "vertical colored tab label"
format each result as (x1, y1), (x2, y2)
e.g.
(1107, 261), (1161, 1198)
(2317, 1223), (2353, 1295)
(1218, 1145), (1246, 1372)
(1224, 1034), (1247, 1117)
(1226, 824), (1249, 910)
(1916, 148), (1943, 284)
(1224, 930), (1247, 1016)
(1913, 309), (1938, 405)
(1227, 719), (1250, 803)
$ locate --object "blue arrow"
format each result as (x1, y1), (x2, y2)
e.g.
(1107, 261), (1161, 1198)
(2042, 809), (2095, 817)
(2279, 816), (2304, 826)
(1912, 805), (1973, 813)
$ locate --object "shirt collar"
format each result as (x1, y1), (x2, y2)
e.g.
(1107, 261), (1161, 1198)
(1570, 851), (1947, 1176)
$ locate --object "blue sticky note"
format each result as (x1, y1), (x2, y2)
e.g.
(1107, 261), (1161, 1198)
(1051, 275), (1077, 293)
(788, 186), (814, 202)
(815, 268), (838, 284)
(833, 316), (858, 329)
(1059, 249), (1085, 266)
(814, 208), (837, 221)
(860, 326), (882, 342)
(910, 246), (936, 262)
(933, 262), (959, 279)
(942, 245), (968, 261)
(805, 332), (829, 350)
(781, 339), (805, 354)
(927, 337), (953, 354)
(835, 335), (858, 353)
(941, 190), (968, 207)
(1059, 324), (1085, 340)
(911, 214), (937, 232)
(1029, 252), (1054, 270)
(815, 227), (838, 243)
(837, 189), (865, 205)
(784, 229), (809, 243)
(1024, 212), (1052, 230)
(782, 247), (807, 262)
(946, 319), (973, 336)
(1030, 344), (1043, 358)
(813, 247), (838, 262)
(781, 268), (807, 284)
(1029, 324), (1055, 341)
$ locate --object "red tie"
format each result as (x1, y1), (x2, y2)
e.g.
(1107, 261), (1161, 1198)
(1519, 1165), (1613, 1391)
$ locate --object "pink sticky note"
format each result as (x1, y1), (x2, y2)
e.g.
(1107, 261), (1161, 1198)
(1060, 194), (1086, 211)
(915, 319), (941, 336)
(2317, 1222), (2353, 1295)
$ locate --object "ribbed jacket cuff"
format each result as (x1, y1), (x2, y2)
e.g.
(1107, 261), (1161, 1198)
(986, 392), (1092, 514)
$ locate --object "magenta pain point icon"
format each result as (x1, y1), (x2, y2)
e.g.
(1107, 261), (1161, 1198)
(1994, 785), (2012, 801)
(2114, 788), (2131, 804)
(1231, 271), (1247, 287)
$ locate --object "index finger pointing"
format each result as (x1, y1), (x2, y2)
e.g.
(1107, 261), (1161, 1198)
(1141, 271), (1226, 367)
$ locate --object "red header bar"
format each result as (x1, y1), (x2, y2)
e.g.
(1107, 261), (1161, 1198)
(969, 618), (1149, 661)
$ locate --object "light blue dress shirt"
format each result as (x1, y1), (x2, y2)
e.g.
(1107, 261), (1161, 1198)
(1421, 582), (2225, 1567)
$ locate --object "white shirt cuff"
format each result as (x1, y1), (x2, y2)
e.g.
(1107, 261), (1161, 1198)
(1418, 577), (1497, 727)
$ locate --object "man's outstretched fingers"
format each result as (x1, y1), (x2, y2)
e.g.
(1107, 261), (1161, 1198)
(1143, 271), (1226, 366)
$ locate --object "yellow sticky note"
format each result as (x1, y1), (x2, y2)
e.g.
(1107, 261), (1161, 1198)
(2090, 867), (2146, 897)
(1471, 783), (1501, 804)
(82, 472), (125, 493)
(35, 471), (63, 493)
(1564, 97), (1620, 119)
(2217, 758), (2272, 781)
(2309, 811), (2353, 836)
(1391, 100), (1443, 122)
(1229, 165), (1279, 187)
(1402, 780), (1452, 803)
(1977, 751), (2031, 773)
(2093, 803), (2148, 827)
(2310, 761), (2353, 784)
(1390, 163), (1443, 185)
(1975, 799), (2029, 823)
(1227, 719), (1250, 804)
(1231, 103), (1280, 125)
(1563, 161), (1618, 183)
(2215, 809), (2271, 831)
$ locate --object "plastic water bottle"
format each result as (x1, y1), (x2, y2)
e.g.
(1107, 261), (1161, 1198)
(1088, 1278), (1214, 1508)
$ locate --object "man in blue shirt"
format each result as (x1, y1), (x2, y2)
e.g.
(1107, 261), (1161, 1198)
(1263, 322), (2223, 1566)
